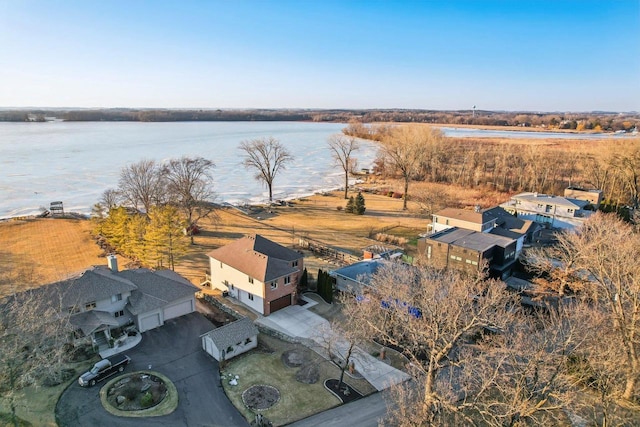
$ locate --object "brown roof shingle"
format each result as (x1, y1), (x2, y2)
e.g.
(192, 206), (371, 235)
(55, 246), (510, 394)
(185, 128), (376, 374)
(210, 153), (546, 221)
(207, 234), (302, 282)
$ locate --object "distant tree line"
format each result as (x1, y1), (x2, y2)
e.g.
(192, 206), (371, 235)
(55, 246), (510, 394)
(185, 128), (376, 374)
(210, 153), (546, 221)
(1, 108), (637, 131)
(361, 124), (640, 210)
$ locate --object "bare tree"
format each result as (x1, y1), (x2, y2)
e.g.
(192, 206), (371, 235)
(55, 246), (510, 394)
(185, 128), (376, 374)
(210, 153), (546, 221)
(0, 281), (74, 427)
(327, 135), (360, 199)
(100, 188), (122, 209)
(342, 263), (517, 424)
(162, 156), (217, 243)
(528, 213), (640, 402)
(239, 137), (293, 203)
(380, 126), (441, 210)
(118, 159), (165, 213)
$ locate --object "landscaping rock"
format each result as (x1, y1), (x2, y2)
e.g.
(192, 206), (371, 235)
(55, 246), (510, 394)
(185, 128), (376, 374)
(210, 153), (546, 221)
(116, 395), (126, 405)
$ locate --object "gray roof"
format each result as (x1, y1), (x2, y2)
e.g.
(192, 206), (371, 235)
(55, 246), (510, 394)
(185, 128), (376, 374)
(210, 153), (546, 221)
(429, 227), (516, 252)
(435, 207), (498, 225)
(331, 259), (386, 285)
(428, 228), (476, 244)
(119, 269), (198, 315)
(70, 310), (119, 335)
(510, 192), (590, 209)
(201, 317), (258, 350)
(60, 267), (137, 308)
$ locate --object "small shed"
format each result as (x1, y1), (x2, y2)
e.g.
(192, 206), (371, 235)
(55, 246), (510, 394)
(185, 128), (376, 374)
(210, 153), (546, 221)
(201, 317), (258, 362)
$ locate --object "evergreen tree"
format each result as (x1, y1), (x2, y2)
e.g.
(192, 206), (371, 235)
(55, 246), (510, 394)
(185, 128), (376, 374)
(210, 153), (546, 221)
(101, 206), (130, 250)
(300, 268), (308, 290)
(345, 196), (356, 213)
(145, 205), (188, 270)
(317, 269), (324, 294)
(355, 192), (366, 215)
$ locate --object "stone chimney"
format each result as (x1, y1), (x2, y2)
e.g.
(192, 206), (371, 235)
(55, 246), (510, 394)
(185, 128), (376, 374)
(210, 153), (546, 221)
(107, 254), (118, 272)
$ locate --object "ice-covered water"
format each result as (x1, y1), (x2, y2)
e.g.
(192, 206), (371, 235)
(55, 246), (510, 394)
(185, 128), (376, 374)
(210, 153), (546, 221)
(0, 121), (378, 219)
(1, 121), (629, 219)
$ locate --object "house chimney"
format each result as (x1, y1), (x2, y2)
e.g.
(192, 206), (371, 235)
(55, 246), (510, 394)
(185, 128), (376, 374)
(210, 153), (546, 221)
(107, 254), (118, 272)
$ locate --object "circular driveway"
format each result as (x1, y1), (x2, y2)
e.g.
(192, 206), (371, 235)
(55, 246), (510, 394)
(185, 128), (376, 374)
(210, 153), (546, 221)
(56, 312), (249, 426)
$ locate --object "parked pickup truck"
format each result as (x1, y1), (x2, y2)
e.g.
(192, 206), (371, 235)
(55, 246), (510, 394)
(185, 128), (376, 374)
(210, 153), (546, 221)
(78, 354), (131, 387)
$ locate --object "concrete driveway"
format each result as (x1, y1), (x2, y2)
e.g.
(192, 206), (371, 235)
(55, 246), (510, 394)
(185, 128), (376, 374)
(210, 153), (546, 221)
(256, 305), (410, 391)
(56, 312), (249, 427)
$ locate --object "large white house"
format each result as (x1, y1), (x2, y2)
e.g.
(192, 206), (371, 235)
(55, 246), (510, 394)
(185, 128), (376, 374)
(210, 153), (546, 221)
(39, 256), (198, 349)
(500, 192), (594, 229)
(207, 234), (304, 315)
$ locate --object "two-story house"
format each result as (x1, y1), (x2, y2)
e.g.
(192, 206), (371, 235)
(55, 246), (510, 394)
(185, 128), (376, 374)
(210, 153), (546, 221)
(500, 192), (594, 229)
(42, 255), (197, 349)
(429, 206), (540, 258)
(418, 227), (518, 278)
(207, 234), (304, 315)
(429, 207), (498, 234)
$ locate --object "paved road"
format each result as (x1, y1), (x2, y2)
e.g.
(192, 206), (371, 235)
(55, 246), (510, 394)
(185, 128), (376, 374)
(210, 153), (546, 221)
(56, 312), (249, 427)
(289, 390), (391, 427)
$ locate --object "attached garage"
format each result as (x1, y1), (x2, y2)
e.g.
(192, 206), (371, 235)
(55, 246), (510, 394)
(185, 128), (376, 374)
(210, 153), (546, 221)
(140, 313), (161, 332)
(269, 294), (292, 314)
(163, 298), (195, 321)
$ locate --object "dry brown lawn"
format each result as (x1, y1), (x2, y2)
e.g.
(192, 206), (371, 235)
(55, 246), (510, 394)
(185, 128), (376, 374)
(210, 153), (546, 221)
(0, 178), (537, 294)
(0, 218), (112, 297)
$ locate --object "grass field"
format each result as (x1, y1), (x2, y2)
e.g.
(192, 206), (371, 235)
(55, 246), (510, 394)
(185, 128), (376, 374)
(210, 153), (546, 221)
(0, 180), (517, 294)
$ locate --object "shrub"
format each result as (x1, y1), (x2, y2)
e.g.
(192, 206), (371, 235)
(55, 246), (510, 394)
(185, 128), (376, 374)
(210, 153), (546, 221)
(336, 205), (343, 211)
(140, 391), (154, 408)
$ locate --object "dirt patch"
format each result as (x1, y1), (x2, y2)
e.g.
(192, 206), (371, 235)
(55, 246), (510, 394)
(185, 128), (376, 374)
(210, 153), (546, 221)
(281, 349), (310, 368)
(295, 364), (319, 384)
(242, 385), (280, 411)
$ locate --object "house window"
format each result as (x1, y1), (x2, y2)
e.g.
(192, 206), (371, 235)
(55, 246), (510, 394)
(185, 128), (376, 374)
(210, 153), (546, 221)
(567, 208), (574, 213)
(114, 310), (125, 317)
(284, 276), (291, 285)
(271, 281), (277, 290)
(68, 306), (80, 314)
(427, 246), (432, 259)
(292, 260), (298, 267)
(231, 284), (234, 290)
(111, 293), (122, 303)
(248, 293), (254, 301)
(220, 262), (223, 269)
(248, 276), (254, 284)
(245, 337), (252, 345)
(445, 219), (449, 225)
(85, 301), (96, 310)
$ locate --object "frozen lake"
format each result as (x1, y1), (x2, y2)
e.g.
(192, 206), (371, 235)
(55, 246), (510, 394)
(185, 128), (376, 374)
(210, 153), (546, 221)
(0, 121), (629, 219)
(0, 121), (378, 219)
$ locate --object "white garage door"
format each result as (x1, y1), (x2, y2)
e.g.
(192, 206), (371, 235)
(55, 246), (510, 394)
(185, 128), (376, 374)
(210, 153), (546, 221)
(140, 313), (161, 332)
(163, 299), (194, 321)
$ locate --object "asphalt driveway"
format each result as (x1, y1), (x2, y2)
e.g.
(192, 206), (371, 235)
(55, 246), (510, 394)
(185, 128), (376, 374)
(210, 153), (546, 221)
(56, 312), (249, 427)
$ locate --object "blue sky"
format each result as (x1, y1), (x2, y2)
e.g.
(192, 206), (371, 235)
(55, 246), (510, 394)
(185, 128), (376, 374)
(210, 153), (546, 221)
(0, 0), (638, 111)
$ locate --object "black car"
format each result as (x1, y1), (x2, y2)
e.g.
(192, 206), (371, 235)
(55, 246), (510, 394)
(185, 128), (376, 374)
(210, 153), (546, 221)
(78, 354), (131, 387)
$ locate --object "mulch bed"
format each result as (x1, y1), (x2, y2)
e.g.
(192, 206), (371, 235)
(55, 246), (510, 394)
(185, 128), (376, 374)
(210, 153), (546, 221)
(242, 385), (280, 411)
(281, 349), (309, 368)
(295, 363), (319, 384)
(324, 379), (363, 404)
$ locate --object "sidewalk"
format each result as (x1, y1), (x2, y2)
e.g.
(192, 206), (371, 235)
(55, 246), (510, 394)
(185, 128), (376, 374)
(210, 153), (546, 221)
(99, 331), (142, 358)
(255, 305), (410, 391)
